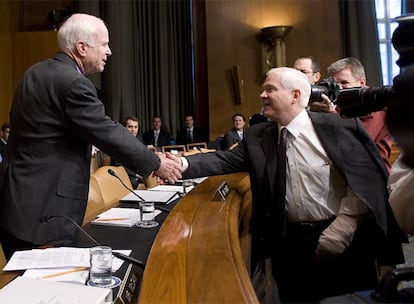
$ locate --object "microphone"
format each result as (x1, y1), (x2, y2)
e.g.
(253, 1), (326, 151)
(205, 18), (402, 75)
(39, 215), (145, 268)
(108, 168), (171, 213)
(107, 168), (144, 201)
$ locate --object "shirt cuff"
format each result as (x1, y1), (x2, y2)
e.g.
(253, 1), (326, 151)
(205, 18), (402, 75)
(180, 157), (189, 171)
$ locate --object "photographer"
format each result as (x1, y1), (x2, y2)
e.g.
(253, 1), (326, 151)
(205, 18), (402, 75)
(315, 57), (393, 172)
(293, 56), (337, 113)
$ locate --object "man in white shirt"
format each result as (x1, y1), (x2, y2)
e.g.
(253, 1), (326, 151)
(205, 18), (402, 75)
(173, 67), (404, 302)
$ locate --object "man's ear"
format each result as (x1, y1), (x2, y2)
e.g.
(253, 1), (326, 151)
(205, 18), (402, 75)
(292, 89), (301, 101)
(76, 41), (88, 57)
(360, 78), (367, 86)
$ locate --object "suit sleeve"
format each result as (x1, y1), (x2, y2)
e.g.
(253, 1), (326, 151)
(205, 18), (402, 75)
(63, 77), (160, 178)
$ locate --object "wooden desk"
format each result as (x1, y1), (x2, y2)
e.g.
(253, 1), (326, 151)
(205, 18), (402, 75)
(138, 173), (258, 303)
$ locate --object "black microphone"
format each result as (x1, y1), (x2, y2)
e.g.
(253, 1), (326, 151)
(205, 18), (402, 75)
(39, 215), (145, 268)
(107, 168), (171, 213)
(107, 168), (144, 201)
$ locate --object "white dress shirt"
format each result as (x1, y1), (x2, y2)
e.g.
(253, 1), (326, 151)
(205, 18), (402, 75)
(284, 109), (368, 222)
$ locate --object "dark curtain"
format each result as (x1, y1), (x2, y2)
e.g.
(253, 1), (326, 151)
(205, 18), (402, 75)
(80, 0), (194, 138)
(338, 0), (382, 86)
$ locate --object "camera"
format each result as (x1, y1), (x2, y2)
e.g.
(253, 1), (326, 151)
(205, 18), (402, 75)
(309, 78), (340, 103)
(335, 86), (394, 118)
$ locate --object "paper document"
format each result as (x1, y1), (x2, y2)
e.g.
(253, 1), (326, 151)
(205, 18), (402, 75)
(4, 247), (132, 272)
(120, 190), (180, 204)
(21, 249), (132, 284)
(0, 276), (112, 304)
(92, 208), (162, 226)
(3, 247), (90, 271)
(91, 208), (141, 227)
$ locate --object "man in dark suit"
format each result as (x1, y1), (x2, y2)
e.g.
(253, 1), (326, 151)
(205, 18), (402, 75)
(173, 67), (404, 302)
(142, 116), (172, 150)
(111, 116), (144, 189)
(0, 13), (182, 259)
(223, 113), (245, 150)
(0, 122), (10, 162)
(176, 114), (208, 145)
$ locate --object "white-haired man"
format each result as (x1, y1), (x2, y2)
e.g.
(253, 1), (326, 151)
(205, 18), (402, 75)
(171, 67), (404, 302)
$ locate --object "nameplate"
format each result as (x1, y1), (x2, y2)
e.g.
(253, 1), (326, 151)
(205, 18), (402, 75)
(212, 181), (230, 201)
(114, 263), (143, 304)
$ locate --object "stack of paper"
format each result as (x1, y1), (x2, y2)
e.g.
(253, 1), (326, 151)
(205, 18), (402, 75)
(91, 208), (162, 227)
(3, 247), (131, 285)
(91, 208), (141, 227)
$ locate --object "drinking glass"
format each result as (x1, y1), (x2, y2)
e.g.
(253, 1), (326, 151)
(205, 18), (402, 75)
(137, 201), (159, 228)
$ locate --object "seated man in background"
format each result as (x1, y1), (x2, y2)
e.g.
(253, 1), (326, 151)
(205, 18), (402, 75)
(142, 116), (173, 151)
(0, 122), (10, 162)
(123, 116), (144, 143)
(176, 114), (208, 145)
(172, 67), (404, 303)
(223, 113), (246, 150)
(111, 116), (144, 189)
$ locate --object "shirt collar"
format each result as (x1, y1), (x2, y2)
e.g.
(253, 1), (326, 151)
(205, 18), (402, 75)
(283, 109), (310, 139)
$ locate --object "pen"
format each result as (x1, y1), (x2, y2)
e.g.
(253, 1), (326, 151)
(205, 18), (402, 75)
(95, 217), (128, 221)
(41, 266), (89, 279)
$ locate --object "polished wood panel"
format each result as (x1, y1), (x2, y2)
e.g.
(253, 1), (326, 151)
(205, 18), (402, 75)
(138, 173), (258, 303)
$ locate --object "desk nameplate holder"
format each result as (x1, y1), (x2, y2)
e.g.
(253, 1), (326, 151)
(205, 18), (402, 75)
(212, 181), (230, 201)
(114, 263), (143, 304)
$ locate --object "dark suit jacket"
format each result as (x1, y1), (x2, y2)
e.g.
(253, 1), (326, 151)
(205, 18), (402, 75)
(0, 52), (161, 246)
(176, 127), (208, 145)
(223, 128), (243, 149)
(0, 140), (6, 159)
(142, 129), (172, 147)
(183, 111), (404, 265)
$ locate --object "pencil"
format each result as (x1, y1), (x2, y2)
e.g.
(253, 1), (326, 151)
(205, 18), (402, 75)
(41, 266), (89, 279)
(95, 217), (128, 221)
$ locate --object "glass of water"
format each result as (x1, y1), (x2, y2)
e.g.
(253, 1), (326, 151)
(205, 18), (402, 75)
(89, 246), (113, 286)
(137, 201), (159, 228)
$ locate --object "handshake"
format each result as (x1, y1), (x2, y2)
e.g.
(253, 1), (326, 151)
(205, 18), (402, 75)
(152, 152), (185, 184)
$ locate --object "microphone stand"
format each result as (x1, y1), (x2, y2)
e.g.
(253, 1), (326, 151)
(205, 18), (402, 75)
(107, 168), (171, 213)
(39, 215), (145, 269)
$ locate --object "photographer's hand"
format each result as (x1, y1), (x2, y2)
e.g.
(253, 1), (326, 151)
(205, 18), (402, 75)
(309, 94), (337, 113)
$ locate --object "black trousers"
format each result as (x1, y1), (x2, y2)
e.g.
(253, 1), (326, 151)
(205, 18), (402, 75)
(271, 219), (379, 303)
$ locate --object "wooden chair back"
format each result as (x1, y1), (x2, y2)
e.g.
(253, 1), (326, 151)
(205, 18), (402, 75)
(161, 145), (187, 156)
(83, 166), (132, 224)
(186, 142), (208, 151)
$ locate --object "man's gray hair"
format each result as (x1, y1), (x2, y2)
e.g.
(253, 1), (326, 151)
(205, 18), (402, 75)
(267, 67), (311, 107)
(57, 13), (105, 52)
(327, 57), (366, 80)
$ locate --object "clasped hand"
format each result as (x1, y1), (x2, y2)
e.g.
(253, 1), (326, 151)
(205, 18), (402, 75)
(153, 152), (183, 184)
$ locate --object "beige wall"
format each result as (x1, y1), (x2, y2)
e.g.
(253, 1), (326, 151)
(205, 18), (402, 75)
(205, 0), (341, 139)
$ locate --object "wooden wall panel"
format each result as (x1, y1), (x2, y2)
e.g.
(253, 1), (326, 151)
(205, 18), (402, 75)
(0, 1), (20, 125)
(12, 31), (59, 93)
(205, 0), (341, 139)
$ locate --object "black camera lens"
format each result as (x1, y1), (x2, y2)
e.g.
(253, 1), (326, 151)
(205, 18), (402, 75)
(309, 78), (340, 103)
(335, 86), (394, 118)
